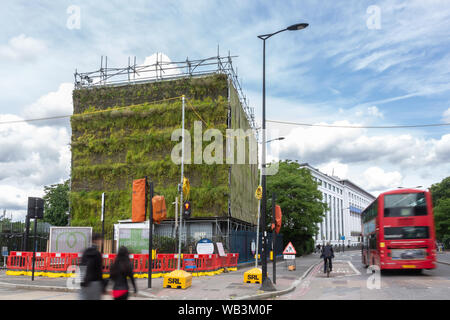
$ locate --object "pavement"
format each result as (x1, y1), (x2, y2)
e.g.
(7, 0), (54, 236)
(0, 253), (321, 300)
(436, 250), (450, 265)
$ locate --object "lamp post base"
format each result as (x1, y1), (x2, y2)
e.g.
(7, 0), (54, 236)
(260, 277), (276, 292)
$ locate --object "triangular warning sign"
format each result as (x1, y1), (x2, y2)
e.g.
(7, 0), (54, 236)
(283, 242), (296, 255)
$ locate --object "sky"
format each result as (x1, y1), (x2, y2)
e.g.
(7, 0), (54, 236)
(0, 0), (449, 221)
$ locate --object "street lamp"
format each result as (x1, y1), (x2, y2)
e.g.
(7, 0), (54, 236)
(266, 137), (285, 144)
(258, 22), (308, 291)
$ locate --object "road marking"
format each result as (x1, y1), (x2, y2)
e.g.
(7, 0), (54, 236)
(348, 261), (361, 275)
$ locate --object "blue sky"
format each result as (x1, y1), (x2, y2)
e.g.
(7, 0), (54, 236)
(0, 0), (450, 219)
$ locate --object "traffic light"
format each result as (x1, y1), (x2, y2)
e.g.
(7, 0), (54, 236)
(183, 201), (191, 219)
(27, 197), (44, 219)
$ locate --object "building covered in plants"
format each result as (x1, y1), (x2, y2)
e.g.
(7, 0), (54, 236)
(70, 55), (260, 255)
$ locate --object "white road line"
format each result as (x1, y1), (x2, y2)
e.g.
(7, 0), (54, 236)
(348, 261), (361, 275)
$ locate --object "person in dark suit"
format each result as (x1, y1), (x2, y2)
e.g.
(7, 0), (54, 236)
(320, 242), (335, 274)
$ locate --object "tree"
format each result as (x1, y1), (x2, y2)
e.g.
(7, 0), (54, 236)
(430, 177), (450, 245)
(430, 176), (450, 207)
(43, 180), (70, 226)
(266, 160), (327, 255)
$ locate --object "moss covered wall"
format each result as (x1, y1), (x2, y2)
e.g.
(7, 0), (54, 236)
(71, 74), (257, 232)
(229, 84), (259, 225)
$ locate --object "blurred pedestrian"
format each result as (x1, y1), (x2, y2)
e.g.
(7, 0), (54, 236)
(79, 234), (104, 300)
(110, 246), (137, 300)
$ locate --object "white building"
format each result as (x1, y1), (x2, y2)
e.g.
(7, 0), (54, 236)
(299, 163), (376, 247)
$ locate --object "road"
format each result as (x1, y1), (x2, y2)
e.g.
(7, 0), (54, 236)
(277, 250), (450, 300)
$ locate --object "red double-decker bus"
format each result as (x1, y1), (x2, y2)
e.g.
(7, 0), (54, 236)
(361, 188), (436, 271)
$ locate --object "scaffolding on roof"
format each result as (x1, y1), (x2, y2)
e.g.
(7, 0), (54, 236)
(74, 53), (258, 135)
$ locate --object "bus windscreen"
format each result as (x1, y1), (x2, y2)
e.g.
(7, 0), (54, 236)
(384, 192), (427, 217)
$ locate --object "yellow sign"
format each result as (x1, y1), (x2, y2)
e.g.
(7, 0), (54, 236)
(255, 186), (263, 200)
(402, 265), (416, 269)
(244, 268), (262, 284)
(183, 177), (190, 199)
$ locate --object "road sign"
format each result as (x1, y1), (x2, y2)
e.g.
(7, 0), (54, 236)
(341, 236), (345, 240)
(255, 186), (262, 200)
(183, 177), (190, 199)
(283, 242), (297, 255)
(283, 254), (295, 260)
(196, 238), (214, 255)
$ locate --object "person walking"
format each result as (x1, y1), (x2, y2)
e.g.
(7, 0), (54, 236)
(79, 237), (104, 300)
(110, 246), (137, 300)
(320, 242), (334, 274)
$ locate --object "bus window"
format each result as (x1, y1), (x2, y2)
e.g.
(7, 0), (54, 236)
(384, 226), (429, 240)
(384, 193), (427, 217)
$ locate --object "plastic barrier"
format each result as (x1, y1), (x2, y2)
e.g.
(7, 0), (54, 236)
(6, 251), (240, 278)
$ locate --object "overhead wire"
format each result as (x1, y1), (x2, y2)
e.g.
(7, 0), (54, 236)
(266, 119), (450, 129)
(2, 96), (449, 130)
(0, 95), (184, 125)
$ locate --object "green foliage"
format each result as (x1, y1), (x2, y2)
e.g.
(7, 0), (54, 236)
(430, 176), (450, 243)
(266, 160), (328, 255)
(70, 74), (257, 231)
(43, 180), (70, 226)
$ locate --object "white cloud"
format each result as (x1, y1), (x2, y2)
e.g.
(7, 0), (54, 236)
(367, 106), (383, 118)
(443, 108), (450, 122)
(133, 53), (181, 81)
(0, 34), (46, 62)
(21, 83), (73, 128)
(277, 120), (450, 193)
(22, 83), (73, 118)
(318, 161), (349, 179)
(0, 83), (72, 216)
(362, 167), (402, 191)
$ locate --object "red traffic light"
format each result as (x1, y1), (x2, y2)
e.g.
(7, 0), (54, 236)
(183, 201), (191, 219)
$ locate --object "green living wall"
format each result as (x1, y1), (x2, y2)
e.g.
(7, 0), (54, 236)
(71, 74), (257, 232)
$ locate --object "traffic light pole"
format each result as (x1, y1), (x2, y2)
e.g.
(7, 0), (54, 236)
(177, 95), (185, 270)
(31, 200), (38, 281)
(101, 192), (105, 253)
(148, 179), (154, 288)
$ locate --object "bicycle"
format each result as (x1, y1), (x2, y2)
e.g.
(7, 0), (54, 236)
(324, 258), (331, 277)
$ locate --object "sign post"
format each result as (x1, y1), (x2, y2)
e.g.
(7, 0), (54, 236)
(254, 184), (262, 268)
(2, 247), (8, 268)
(148, 179), (154, 289)
(101, 192), (105, 253)
(283, 242), (297, 271)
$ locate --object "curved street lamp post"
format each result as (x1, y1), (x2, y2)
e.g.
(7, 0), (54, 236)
(257, 22), (308, 291)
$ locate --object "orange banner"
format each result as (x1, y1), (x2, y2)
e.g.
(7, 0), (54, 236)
(132, 178), (146, 222)
(271, 205), (282, 234)
(152, 195), (167, 224)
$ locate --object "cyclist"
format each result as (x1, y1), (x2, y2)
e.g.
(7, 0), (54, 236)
(320, 242), (334, 274)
